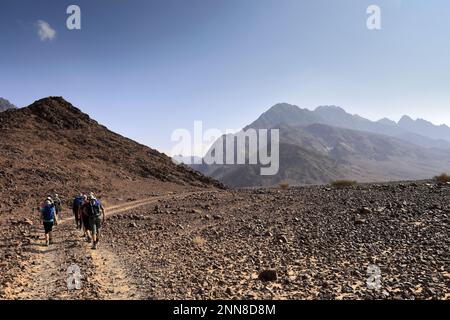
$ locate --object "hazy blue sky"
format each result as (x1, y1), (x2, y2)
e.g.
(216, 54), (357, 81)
(1, 0), (449, 155)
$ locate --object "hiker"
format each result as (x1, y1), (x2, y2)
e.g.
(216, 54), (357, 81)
(40, 195), (58, 226)
(80, 194), (92, 241)
(84, 193), (105, 250)
(39, 198), (57, 246)
(53, 193), (62, 222)
(72, 193), (84, 229)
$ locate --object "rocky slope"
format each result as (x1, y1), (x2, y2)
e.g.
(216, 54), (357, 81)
(0, 97), (222, 213)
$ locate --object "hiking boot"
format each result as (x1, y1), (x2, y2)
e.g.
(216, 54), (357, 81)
(91, 243), (97, 250)
(45, 240), (49, 246)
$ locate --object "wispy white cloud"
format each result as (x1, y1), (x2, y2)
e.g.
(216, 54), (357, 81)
(36, 20), (56, 41)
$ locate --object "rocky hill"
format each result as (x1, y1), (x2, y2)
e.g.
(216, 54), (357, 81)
(0, 97), (222, 214)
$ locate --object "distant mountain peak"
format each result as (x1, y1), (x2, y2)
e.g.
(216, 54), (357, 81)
(266, 103), (300, 113)
(399, 115), (414, 124)
(398, 114), (450, 141)
(377, 118), (396, 126)
(315, 105), (346, 113)
(0, 97), (17, 112)
(247, 102), (321, 130)
(416, 118), (433, 125)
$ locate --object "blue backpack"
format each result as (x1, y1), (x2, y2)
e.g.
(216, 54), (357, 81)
(42, 205), (55, 222)
(74, 196), (83, 207)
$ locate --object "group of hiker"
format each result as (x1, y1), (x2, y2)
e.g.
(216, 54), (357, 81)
(38, 192), (106, 249)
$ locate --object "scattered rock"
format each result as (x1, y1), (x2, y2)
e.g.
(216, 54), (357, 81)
(3, 180), (447, 300)
(23, 218), (33, 226)
(359, 207), (372, 215)
(276, 235), (288, 243)
(258, 270), (277, 282)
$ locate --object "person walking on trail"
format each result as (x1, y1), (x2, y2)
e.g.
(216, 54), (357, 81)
(53, 193), (62, 221)
(41, 195), (58, 226)
(72, 193), (84, 230)
(80, 194), (92, 242)
(39, 199), (57, 246)
(85, 193), (105, 250)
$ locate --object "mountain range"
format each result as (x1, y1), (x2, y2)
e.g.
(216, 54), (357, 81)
(249, 104), (450, 149)
(192, 103), (450, 187)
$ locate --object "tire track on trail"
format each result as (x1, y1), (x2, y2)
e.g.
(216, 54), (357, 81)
(5, 227), (61, 299)
(3, 191), (215, 300)
(87, 244), (139, 299)
(4, 222), (87, 299)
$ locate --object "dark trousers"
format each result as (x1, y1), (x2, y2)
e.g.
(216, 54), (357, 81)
(73, 207), (81, 229)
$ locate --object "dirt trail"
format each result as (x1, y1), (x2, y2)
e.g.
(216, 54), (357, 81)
(4, 191), (212, 300)
(6, 225), (62, 299)
(88, 244), (138, 299)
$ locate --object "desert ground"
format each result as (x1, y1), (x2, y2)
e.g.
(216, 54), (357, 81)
(1, 181), (448, 300)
